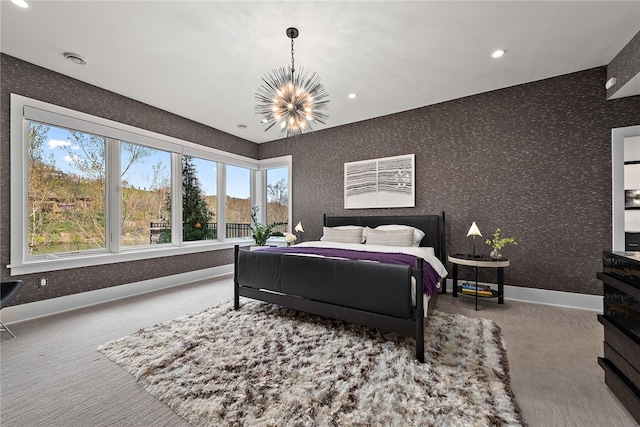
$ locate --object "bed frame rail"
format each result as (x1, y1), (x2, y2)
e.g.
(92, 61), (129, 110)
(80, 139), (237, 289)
(234, 245), (426, 362)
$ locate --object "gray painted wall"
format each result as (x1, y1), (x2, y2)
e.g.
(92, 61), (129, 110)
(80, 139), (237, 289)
(1, 54), (257, 305)
(259, 67), (640, 295)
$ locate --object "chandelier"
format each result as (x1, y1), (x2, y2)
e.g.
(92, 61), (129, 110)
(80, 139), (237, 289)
(255, 27), (329, 138)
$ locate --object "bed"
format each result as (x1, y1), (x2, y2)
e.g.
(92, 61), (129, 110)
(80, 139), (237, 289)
(233, 213), (447, 362)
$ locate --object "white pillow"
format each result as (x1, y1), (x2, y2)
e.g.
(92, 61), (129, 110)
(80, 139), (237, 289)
(364, 227), (414, 247)
(374, 224), (425, 247)
(321, 226), (365, 244)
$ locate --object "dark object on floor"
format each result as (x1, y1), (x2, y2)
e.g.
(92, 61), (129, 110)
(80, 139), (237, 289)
(597, 251), (640, 424)
(1, 280), (24, 338)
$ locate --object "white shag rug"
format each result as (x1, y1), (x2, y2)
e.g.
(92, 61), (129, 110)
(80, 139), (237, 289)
(98, 301), (526, 426)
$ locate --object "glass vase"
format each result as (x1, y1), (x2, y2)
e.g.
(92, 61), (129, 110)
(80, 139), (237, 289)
(490, 249), (502, 259)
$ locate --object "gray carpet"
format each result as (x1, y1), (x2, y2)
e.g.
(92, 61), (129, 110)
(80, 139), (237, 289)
(2, 279), (637, 426)
(98, 301), (525, 426)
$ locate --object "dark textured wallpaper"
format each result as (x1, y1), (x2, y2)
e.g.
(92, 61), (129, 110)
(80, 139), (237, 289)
(607, 30), (640, 99)
(3, 52), (639, 306)
(1, 54), (255, 305)
(260, 67), (640, 295)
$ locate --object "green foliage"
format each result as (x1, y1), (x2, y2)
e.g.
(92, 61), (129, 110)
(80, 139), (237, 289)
(249, 206), (287, 246)
(180, 156), (215, 241)
(157, 228), (172, 244)
(27, 122), (110, 253)
(266, 179), (288, 233)
(485, 228), (518, 251)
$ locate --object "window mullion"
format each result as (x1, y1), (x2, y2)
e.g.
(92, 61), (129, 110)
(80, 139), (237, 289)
(254, 170), (265, 223)
(12, 117), (30, 265)
(172, 152), (183, 246)
(218, 164), (226, 242)
(107, 139), (121, 253)
(287, 165), (293, 233)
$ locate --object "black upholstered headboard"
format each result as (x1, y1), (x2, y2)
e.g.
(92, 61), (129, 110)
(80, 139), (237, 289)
(323, 212), (446, 264)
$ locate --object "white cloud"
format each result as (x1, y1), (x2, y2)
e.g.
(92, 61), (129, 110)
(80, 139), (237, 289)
(71, 145), (80, 151)
(48, 139), (71, 149)
(62, 154), (81, 163)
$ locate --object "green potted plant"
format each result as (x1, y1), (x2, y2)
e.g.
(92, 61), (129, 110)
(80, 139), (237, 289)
(249, 206), (287, 246)
(485, 228), (518, 259)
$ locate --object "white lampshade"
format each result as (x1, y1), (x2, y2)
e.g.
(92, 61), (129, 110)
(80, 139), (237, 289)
(294, 222), (304, 233)
(466, 221), (482, 237)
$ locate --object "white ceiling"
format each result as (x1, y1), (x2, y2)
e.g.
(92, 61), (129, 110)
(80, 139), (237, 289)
(1, 1), (639, 144)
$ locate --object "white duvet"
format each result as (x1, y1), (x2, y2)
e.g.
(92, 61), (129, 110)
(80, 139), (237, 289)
(294, 240), (448, 280)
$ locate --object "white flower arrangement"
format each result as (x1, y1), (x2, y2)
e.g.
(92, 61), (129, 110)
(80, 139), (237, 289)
(284, 233), (297, 246)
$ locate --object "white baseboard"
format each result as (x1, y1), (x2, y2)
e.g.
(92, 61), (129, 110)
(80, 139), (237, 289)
(1, 264), (234, 325)
(445, 279), (602, 313)
(2, 267), (602, 326)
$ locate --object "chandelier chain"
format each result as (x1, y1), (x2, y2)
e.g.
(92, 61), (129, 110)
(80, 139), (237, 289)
(290, 38), (295, 77)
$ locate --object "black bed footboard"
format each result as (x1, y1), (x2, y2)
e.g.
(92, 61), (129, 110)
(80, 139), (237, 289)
(234, 245), (426, 362)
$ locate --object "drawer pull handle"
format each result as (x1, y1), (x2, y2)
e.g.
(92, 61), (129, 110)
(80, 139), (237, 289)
(628, 243), (639, 247)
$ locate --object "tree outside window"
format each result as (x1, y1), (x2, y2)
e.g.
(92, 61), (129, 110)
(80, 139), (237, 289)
(266, 167), (289, 234)
(27, 121), (107, 254)
(179, 156), (216, 241)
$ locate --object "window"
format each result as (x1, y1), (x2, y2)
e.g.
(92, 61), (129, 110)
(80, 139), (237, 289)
(225, 165), (251, 239)
(121, 142), (172, 247)
(182, 155), (217, 242)
(27, 121), (106, 255)
(266, 167), (289, 235)
(11, 95), (291, 276)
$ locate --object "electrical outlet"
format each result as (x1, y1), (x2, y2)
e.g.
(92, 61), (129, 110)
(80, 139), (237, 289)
(39, 277), (47, 288)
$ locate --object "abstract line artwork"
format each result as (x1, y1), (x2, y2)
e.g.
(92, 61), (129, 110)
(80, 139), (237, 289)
(344, 154), (415, 209)
(626, 189), (640, 209)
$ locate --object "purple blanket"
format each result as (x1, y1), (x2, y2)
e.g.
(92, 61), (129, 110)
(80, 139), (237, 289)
(259, 246), (442, 296)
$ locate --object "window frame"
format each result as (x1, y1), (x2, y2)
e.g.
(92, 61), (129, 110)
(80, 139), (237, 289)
(9, 94), (289, 275)
(259, 160), (293, 233)
(179, 154), (218, 243)
(224, 164), (252, 239)
(256, 162), (293, 233)
(118, 140), (174, 249)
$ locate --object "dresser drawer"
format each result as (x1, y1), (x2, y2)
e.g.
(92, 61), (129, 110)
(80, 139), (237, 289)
(626, 233), (640, 251)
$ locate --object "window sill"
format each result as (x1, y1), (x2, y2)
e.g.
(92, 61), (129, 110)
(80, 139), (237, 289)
(8, 239), (254, 276)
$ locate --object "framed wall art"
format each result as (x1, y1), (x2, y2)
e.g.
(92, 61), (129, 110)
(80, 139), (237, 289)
(625, 189), (640, 209)
(344, 154), (415, 209)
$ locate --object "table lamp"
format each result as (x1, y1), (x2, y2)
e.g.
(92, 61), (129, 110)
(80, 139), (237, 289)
(295, 222), (304, 242)
(467, 221), (482, 257)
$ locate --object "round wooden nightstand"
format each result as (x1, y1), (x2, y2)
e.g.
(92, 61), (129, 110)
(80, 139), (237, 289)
(447, 253), (509, 310)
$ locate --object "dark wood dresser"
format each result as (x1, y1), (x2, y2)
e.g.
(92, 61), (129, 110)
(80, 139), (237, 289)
(597, 251), (640, 423)
(626, 232), (640, 252)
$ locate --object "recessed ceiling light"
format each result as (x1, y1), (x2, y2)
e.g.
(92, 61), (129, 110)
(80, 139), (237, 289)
(348, 93), (358, 99)
(491, 49), (506, 59)
(237, 123), (248, 129)
(11, 0), (29, 8)
(63, 52), (87, 65)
